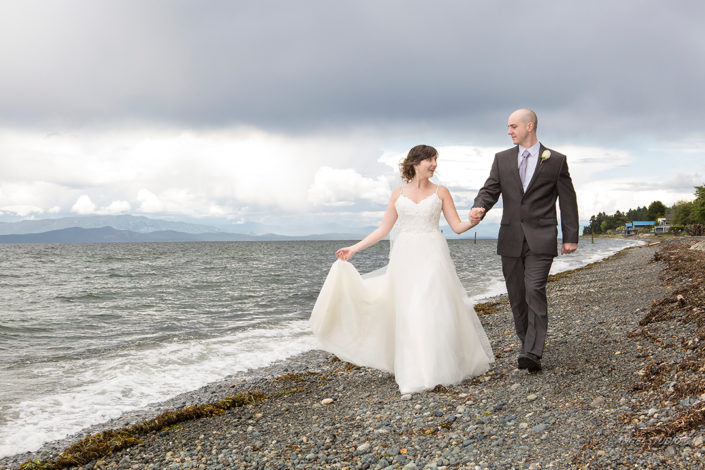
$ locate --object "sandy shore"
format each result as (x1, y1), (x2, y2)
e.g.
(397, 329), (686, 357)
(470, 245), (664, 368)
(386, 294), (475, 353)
(4, 238), (705, 469)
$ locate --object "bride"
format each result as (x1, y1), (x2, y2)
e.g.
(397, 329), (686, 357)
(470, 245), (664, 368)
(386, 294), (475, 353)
(309, 145), (494, 394)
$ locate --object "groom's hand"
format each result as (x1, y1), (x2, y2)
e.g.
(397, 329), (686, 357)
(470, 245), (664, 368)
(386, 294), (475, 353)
(469, 207), (485, 224)
(561, 243), (578, 255)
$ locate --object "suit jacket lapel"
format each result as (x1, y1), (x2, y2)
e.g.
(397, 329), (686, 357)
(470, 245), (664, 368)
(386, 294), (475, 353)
(509, 146), (524, 194)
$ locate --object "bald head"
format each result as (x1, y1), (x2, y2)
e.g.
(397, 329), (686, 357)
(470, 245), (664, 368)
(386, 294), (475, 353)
(507, 108), (539, 148)
(510, 108), (538, 130)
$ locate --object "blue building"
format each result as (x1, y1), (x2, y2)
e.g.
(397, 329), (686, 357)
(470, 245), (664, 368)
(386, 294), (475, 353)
(625, 221), (655, 235)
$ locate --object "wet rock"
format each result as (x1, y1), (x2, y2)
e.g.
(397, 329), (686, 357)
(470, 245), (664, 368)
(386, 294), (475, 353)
(530, 424), (548, 433)
(357, 442), (371, 452)
(591, 397), (605, 407)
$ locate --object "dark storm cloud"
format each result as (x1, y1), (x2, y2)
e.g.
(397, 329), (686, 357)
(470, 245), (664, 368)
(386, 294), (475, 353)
(1, 0), (704, 139)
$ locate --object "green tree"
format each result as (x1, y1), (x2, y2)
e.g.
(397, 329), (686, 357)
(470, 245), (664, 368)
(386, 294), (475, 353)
(669, 185), (705, 225)
(583, 215), (598, 235)
(594, 212), (607, 234)
(627, 206), (648, 221)
(647, 201), (667, 221)
(613, 210), (628, 227)
(672, 200), (694, 225)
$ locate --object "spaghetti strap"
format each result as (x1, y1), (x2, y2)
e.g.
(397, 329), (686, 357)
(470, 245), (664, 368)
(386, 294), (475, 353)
(435, 184), (440, 195)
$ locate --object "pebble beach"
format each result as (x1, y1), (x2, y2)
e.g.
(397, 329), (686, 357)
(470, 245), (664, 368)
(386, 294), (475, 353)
(4, 238), (705, 470)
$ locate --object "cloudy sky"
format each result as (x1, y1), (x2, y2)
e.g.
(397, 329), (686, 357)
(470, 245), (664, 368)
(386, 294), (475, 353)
(1, 1), (704, 236)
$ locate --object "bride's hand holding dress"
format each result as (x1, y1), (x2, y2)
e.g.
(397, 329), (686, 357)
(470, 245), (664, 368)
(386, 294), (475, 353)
(334, 188), (401, 262)
(335, 247), (355, 261)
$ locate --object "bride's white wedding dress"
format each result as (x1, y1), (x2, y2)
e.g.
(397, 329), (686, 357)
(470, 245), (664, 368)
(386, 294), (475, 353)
(309, 188), (495, 394)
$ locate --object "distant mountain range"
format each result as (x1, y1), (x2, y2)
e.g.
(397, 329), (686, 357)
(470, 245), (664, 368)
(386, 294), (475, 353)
(0, 216), (365, 243)
(0, 215), (224, 235)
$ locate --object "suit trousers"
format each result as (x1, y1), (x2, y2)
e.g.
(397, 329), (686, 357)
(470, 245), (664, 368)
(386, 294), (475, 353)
(501, 239), (554, 358)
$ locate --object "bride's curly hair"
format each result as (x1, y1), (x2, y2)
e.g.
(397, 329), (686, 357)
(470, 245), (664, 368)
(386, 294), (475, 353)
(400, 145), (438, 182)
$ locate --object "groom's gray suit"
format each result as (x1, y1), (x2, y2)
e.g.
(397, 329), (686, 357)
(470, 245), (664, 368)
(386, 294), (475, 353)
(473, 144), (578, 360)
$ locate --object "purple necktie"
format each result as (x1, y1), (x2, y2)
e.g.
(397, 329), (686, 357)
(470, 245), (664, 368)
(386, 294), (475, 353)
(519, 150), (530, 187)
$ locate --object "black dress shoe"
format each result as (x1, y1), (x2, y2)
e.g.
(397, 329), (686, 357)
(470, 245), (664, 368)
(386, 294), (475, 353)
(518, 353), (542, 372)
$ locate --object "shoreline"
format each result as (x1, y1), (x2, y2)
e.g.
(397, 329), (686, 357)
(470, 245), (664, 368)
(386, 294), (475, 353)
(4, 238), (704, 469)
(0, 349), (335, 469)
(0, 240), (636, 466)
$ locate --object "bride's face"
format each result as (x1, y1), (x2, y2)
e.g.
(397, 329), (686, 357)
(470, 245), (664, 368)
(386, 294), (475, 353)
(414, 155), (438, 179)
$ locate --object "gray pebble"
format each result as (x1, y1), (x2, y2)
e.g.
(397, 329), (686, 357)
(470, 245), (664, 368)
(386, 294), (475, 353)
(530, 423), (549, 433)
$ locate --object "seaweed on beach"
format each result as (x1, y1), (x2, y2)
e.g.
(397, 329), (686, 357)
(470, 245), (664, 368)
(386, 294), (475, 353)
(274, 371), (320, 382)
(19, 391), (268, 470)
(630, 239), (705, 447)
(474, 299), (507, 316)
(670, 378), (705, 400)
(429, 384), (453, 394)
(643, 239), (705, 329)
(636, 402), (705, 443)
(630, 361), (672, 391)
(328, 355), (361, 371)
(626, 325), (662, 345)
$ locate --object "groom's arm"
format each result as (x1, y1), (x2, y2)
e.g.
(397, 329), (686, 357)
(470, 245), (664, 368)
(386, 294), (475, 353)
(472, 154), (502, 218)
(557, 156), (579, 252)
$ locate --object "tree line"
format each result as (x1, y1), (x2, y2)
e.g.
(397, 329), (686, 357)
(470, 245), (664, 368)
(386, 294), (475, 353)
(583, 185), (705, 235)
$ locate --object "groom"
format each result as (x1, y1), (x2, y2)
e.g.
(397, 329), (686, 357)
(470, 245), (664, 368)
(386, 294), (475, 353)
(471, 108), (578, 372)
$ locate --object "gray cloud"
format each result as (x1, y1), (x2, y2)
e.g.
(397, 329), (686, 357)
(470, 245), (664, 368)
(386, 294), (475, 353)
(661, 173), (704, 192)
(1, 0), (704, 142)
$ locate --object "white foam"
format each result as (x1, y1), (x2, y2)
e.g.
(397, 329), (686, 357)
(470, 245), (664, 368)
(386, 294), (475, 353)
(0, 320), (317, 458)
(468, 277), (508, 303)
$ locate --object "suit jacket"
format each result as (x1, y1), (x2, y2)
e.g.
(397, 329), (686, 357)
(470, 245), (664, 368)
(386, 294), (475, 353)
(473, 144), (579, 257)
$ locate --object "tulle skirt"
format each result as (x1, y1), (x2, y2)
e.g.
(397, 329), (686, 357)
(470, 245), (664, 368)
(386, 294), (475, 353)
(309, 230), (494, 394)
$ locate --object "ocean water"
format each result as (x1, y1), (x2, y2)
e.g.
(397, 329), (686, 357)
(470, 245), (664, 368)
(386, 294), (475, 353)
(0, 238), (641, 457)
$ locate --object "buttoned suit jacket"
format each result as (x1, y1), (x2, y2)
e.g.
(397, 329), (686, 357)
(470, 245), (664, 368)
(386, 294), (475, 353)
(473, 145), (579, 257)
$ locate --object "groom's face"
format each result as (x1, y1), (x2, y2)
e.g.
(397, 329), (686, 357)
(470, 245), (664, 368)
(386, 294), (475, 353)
(507, 114), (531, 147)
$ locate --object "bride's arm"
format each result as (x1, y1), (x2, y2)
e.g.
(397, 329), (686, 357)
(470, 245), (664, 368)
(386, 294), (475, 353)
(336, 188), (400, 261)
(439, 186), (478, 234)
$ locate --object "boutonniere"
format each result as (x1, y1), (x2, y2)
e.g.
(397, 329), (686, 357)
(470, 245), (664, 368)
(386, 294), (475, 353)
(540, 150), (551, 164)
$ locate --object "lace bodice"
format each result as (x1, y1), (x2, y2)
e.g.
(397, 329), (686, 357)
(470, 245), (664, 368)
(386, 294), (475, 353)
(394, 193), (442, 234)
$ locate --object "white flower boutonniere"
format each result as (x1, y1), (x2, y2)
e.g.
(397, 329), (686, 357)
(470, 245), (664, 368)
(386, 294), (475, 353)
(540, 150), (551, 164)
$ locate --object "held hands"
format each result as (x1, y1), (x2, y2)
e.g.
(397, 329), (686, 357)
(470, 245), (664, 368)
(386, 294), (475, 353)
(469, 207), (485, 225)
(336, 246), (356, 261)
(561, 243), (578, 255)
